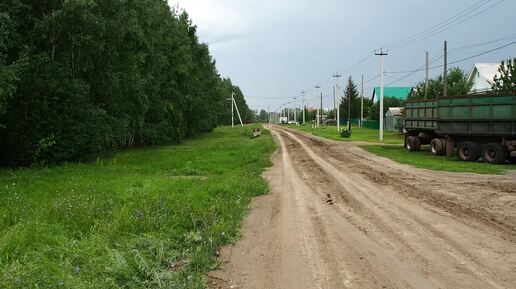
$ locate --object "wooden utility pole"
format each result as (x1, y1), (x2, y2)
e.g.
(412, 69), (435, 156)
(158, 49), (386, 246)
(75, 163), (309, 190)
(425, 51), (429, 99)
(443, 41), (448, 97)
(361, 74), (364, 128)
(348, 81), (352, 131)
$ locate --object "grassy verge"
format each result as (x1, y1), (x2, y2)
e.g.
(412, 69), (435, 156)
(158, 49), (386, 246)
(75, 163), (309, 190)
(287, 124), (404, 144)
(362, 145), (516, 175)
(0, 125), (276, 289)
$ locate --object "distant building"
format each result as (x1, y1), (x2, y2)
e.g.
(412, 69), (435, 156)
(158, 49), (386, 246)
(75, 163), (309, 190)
(467, 63), (501, 93)
(371, 87), (412, 102)
(385, 107), (403, 131)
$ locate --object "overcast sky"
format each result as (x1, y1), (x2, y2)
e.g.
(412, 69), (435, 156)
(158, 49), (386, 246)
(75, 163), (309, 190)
(169, 0), (516, 111)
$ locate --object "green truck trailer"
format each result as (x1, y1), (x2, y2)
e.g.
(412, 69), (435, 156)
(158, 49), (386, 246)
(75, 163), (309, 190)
(404, 94), (516, 164)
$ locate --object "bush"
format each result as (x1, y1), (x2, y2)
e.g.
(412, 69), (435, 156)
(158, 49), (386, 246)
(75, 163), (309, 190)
(340, 128), (351, 138)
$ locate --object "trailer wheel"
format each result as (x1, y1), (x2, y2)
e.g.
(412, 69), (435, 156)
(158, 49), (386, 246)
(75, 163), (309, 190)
(406, 136), (421, 151)
(430, 139), (446, 156)
(482, 143), (508, 164)
(457, 141), (480, 162)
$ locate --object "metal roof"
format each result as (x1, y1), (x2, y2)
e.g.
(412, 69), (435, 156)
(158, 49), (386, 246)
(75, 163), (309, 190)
(467, 63), (500, 93)
(372, 87), (412, 102)
(385, 107), (403, 116)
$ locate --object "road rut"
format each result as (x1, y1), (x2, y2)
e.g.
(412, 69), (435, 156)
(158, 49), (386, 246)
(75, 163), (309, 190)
(209, 125), (516, 289)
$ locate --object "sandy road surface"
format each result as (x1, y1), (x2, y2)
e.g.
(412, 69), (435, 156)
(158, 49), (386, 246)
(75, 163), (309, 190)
(209, 125), (516, 289)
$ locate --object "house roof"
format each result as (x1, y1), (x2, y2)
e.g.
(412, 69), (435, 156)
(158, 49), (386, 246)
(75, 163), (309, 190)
(372, 87), (412, 102)
(385, 107), (402, 117)
(467, 63), (500, 92)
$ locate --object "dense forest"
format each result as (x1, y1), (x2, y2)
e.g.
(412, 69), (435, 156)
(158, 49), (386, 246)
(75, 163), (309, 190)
(0, 0), (252, 166)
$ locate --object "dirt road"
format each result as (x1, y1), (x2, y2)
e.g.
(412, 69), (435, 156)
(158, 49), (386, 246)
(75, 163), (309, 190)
(210, 125), (516, 289)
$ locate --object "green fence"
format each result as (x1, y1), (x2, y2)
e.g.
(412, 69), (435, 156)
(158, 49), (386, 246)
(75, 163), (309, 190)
(363, 120), (379, 129)
(338, 119), (379, 129)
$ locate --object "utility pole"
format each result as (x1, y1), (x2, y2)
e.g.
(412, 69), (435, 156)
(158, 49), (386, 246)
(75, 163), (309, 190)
(301, 91), (306, 125)
(232, 96), (244, 127)
(315, 85), (321, 128)
(443, 41), (448, 97)
(231, 92), (235, 127)
(375, 48), (388, 142)
(443, 41), (455, 157)
(333, 84), (337, 119)
(361, 74), (364, 128)
(425, 51), (429, 99)
(348, 78), (352, 131)
(333, 73), (342, 131)
(320, 92), (323, 125)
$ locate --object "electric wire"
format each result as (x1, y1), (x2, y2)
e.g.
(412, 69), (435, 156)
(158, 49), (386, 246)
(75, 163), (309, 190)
(386, 0), (505, 51)
(288, 0), (507, 106)
(384, 0), (492, 49)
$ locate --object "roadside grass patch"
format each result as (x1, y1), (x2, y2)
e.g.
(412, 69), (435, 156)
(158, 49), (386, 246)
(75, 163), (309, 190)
(288, 125), (404, 144)
(361, 145), (516, 175)
(0, 125), (275, 288)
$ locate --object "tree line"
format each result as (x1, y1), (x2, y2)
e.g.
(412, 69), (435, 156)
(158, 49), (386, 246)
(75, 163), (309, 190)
(0, 0), (252, 166)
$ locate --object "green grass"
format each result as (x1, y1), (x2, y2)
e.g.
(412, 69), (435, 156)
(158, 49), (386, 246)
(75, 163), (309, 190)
(287, 125), (404, 144)
(0, 125), (276, 289)
(287, 124), (515, 174)
(362, 145), (516, 174)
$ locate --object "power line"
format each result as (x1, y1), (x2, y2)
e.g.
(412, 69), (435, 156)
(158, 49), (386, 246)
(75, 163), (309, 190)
(411, 0), (506, 48)
(246, 95), (300, 99)
(384, 40), (516, 86)
(385, 0), (505, 51)
(387, 55), (443, 74)
(338, 52), (375, 74)
(364, 74), (380, 84)
(384, 0), (491, 49)
(292, 0), (506, 104)
(387, 36), (516, 75)
(449, 40), (516, 65)
(449, 33), (516, 52)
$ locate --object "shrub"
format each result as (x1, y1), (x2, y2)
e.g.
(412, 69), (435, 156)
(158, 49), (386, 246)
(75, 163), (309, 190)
(340, 128), (351, 138)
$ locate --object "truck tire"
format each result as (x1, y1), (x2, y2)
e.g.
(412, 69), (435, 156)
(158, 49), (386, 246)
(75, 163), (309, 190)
(457, 141), (480, 162)
(406, 136), (421, 151)
(482, 143), (508, 164)
(430, 139), (446, 156)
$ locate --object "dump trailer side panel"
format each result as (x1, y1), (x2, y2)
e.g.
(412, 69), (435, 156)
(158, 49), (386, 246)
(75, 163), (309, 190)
(405, 100), (437, 131)
(437, 95), (516, 136)
(403, 94), (516, 164)
(405, 95), (516, 136)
